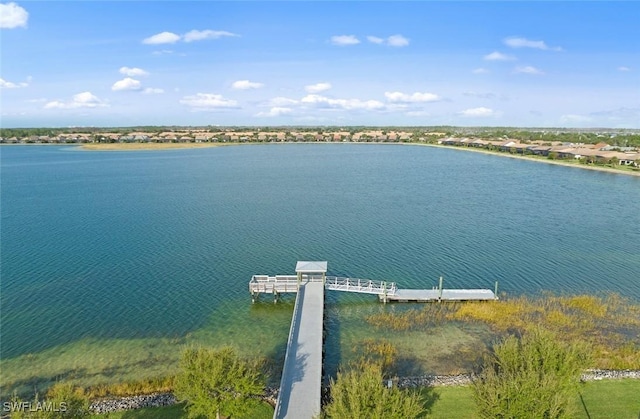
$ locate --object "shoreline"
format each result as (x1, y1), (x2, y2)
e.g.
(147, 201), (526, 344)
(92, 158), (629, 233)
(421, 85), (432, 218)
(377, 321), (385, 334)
(84, 141), (640, 177)
(7, 141), (635, 177)
(414, 143), (640, 178)
(87, 370), (640, 414)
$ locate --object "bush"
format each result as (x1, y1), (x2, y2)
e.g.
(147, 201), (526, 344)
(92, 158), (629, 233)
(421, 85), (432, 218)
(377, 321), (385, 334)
(174, 346), (264, 419)
(324, 363), (426, 418)
(472, 328), (589, 418)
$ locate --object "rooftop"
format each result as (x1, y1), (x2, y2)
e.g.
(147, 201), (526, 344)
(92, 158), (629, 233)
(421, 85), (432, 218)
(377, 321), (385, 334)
(295, 261), (328, 274)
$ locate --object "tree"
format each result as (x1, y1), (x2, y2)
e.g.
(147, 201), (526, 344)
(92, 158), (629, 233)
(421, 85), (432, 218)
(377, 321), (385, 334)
(174, 346), (265, 419)
(472, 328), (589, 419)
(324, 363), (426, 419)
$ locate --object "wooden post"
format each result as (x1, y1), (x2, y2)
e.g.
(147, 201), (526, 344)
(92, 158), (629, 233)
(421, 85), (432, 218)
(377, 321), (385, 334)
(382, 281), (387, 304)
(494, 281), (499, 299)
(438, 276), (443, 302)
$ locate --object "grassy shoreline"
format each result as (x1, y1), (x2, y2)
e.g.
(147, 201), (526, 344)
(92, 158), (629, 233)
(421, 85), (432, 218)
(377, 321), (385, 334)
(414, 143), (640, 177)
(81, 378), (640, 418)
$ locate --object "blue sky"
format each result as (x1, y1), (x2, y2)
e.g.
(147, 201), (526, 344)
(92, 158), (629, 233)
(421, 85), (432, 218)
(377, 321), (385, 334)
(1, 1), (638, 128)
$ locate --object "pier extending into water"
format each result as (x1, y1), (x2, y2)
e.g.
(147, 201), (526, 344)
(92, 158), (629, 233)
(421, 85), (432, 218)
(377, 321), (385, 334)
(252, 261), (497, 419)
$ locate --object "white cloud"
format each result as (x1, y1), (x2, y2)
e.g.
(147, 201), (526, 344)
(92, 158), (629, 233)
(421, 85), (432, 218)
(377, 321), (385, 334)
(384, 91), (440, 103)
(387, 34), (410, 47)
(504, 37), (562, 51)
(144, 29), (238, 45)
(43, 101), (65, 109)
(143, 31), (181, 45)
(0, 77), (28, 88)
(0, 2), (28, 29)
(152, 49), (174, 55)
(301, 94), (384, 110)
(231, 80), (264, 90)
(44, 92), (107, 109)
(483, 51), (515, 61)
(179, 93), (238, 110)
(112, 77), (142, 91)
(618, 66), (631, 72)
(472, 67), (489, 74)
(367, 34), (410, 47)
(305, 82), (332, 93)
(459, 107), (496, 117)
(119, 67), (149, 77)
(256, 107), (293, 117)
(330, 35), (360, 46)
(183, 29), (238, 42)
(514, 65), (544, 75)
(142, 87), (164, 94)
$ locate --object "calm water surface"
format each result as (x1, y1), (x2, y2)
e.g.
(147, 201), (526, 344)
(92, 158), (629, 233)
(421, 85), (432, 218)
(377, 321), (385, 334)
(1, 144), (639, 393)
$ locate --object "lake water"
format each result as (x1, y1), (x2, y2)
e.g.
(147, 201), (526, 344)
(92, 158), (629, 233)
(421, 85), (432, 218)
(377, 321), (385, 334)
(1, 144), (639, 395)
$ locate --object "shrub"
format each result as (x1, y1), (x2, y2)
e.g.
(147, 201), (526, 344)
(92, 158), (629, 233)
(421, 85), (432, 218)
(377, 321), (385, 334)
(472, 328), (589, 419)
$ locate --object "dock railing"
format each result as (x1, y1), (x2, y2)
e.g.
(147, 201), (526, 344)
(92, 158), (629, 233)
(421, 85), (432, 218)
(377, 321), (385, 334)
(324, 276), (397, 296)
(249, 275), (299, 294)
(249, 275), (397, 297)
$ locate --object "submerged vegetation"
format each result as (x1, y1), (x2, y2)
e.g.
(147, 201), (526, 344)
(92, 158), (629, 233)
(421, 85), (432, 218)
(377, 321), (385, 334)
(366, 293), (640, 369)
(3, 292), (638, 417)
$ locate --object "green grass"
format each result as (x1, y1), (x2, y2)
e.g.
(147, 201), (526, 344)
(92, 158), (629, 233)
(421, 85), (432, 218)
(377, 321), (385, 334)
(425, 380), (640, 419)
(427, 386), (476, 419)
(575, 380), (640, 419)
(87, 381), (639, 418)
(90, 401), (274, 419)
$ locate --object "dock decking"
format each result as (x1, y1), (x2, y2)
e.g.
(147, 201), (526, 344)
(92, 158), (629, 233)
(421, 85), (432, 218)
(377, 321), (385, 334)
(385, 288), (496, 302)
(273, 280), (324, 419)
(255, 261), (497, 419)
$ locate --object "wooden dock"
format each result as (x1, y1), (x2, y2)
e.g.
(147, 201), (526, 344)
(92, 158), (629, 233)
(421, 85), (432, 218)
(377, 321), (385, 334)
(385, 288), (496, 302)
(249, 274), (496, 303)
(252, 261), (497, 419)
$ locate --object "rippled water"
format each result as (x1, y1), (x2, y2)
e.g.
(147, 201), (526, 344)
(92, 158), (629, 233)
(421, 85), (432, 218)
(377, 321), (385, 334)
(1, 144), (639, 394)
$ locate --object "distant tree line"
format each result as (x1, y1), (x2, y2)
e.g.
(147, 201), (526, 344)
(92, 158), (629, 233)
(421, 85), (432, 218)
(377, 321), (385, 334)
(3, 126), (639, 147)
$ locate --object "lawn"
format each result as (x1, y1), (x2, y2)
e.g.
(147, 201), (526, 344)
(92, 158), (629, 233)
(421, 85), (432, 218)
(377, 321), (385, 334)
(89, 380), (638, 418)
(428, 380), (640, 419)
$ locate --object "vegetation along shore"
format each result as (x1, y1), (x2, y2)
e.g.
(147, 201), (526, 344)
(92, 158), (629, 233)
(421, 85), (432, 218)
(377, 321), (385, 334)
(4, 292), (639, 418)
(2, 126), (639, 176)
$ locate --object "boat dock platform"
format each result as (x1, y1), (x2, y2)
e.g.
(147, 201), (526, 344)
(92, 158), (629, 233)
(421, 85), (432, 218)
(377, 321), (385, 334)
(249, 264), (497, 304)
(252, 261), (497, 419)
(386, 288), (497, 302)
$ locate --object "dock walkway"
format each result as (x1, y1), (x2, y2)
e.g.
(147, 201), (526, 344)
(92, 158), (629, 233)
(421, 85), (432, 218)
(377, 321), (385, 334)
(386, 288), (496, 302)
(254, 261), (497, 419)
(273, 280), (324, 419)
